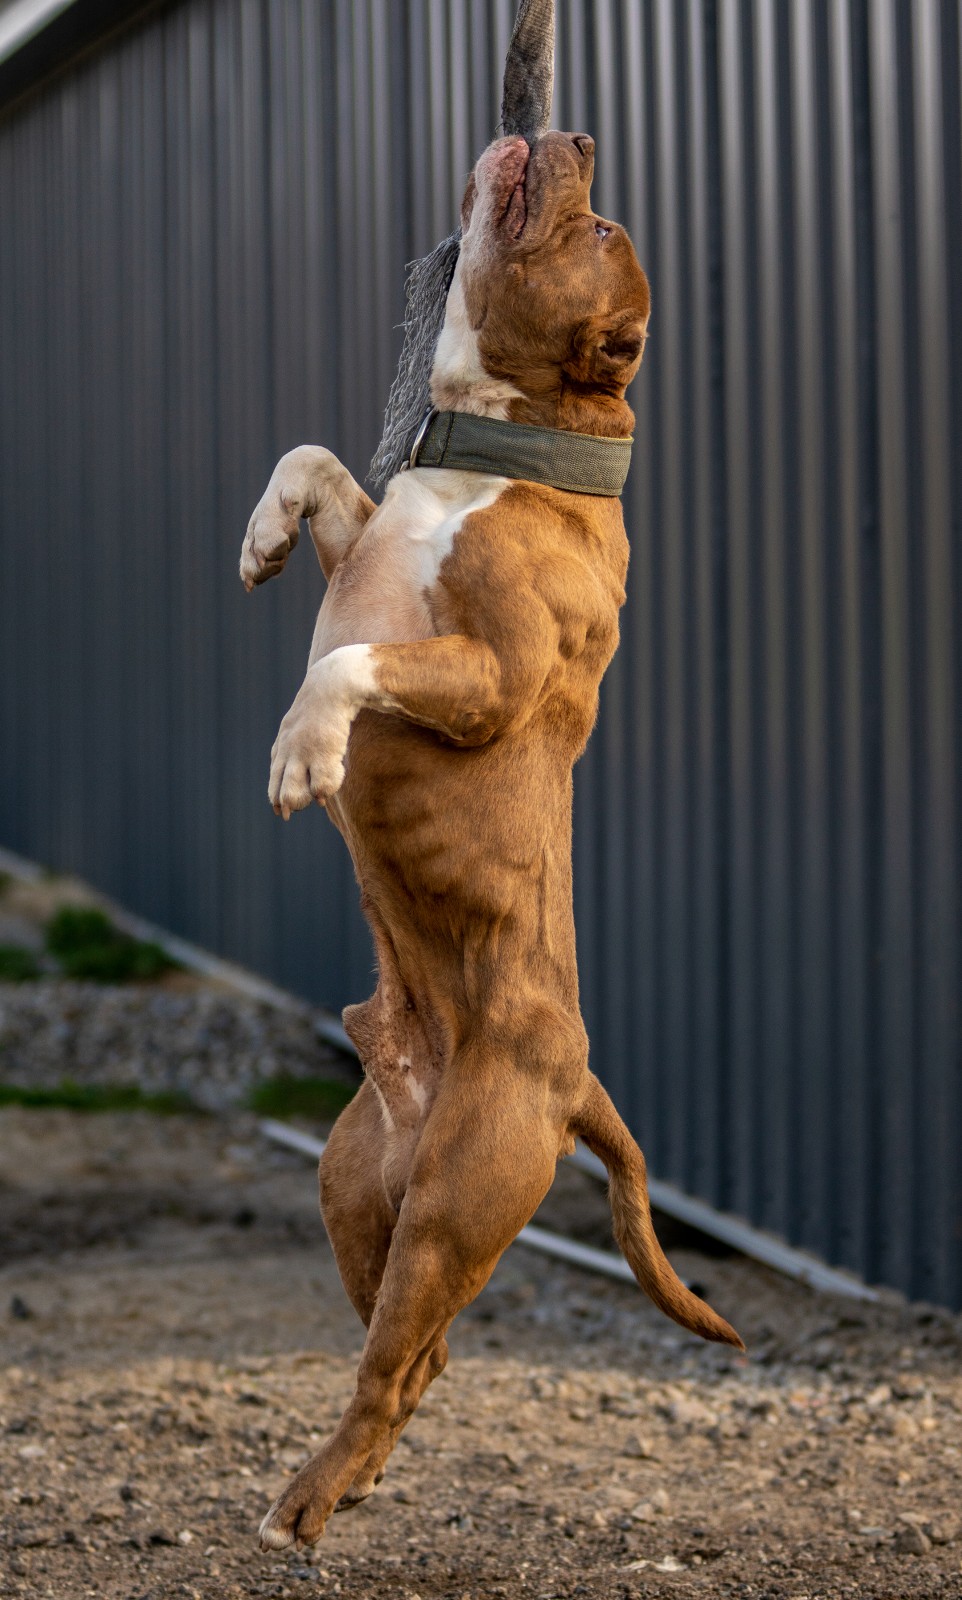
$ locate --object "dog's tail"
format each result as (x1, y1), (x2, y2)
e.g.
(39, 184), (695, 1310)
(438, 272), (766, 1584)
(571, 1074), (744, 1349)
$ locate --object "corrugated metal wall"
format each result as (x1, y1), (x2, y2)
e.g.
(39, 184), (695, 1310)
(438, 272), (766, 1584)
(1, 0), (960, 1306)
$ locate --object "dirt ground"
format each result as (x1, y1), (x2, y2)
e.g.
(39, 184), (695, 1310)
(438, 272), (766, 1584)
(1, 1107), (961, 1600)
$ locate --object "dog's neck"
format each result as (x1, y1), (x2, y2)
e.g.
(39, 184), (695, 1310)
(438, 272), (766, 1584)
(429, 270), (525, 421)
(508, 384), (635, 440)
(430, 264), (635, 442)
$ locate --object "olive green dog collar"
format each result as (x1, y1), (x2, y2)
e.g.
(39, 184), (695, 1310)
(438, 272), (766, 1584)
(406, 408), (633, 497)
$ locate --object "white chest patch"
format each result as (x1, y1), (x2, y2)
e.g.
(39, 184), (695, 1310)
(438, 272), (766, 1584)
(309, 467), (509, 659)
(382, 467), (509, 588)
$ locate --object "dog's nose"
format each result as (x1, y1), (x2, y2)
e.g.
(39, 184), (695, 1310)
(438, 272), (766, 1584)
(572, 134), (595, 160)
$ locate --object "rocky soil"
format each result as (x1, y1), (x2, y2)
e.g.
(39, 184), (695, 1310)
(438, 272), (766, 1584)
(1, 1106), (961, 1600)
(0, 981), (347, 1112)
(0, 870), (349, 1110)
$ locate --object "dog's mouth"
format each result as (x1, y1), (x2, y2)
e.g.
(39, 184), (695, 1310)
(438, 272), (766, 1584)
(501, 146), (530, 239)
(479, 138), (531, 241)
(472, 134), (587, 251)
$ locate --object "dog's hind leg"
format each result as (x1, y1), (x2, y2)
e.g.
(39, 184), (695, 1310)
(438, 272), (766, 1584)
(258, 1052), (561, 1550)
(318, 1075), (448, 1513)
(333, 1335), (449, 1512)
(318, 1081), (396, 1325)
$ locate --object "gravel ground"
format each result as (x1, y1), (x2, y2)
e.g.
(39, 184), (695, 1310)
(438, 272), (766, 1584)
(1, 1106), (961, 1600)
(0, 872), (350, 1110)
(0, 981), (348, 1111)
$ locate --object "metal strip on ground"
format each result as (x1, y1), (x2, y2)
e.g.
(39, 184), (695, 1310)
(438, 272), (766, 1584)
(0, 0), (77, 64)
(570, 1147), (879, 1302)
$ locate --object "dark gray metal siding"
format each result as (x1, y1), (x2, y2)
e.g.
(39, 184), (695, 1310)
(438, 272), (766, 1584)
(1, 0), (960, 1306)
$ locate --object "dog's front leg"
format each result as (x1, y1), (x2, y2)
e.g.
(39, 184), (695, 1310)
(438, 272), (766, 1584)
(269, 621), (557, 817)
(239, 446), (375, 590)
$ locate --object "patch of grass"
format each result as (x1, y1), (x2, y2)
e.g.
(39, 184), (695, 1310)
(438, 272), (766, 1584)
(0, 871), (12, 895)
(44, 906), (178, 982)
(0, 1080), (195, 1114)
(247, 1075), (357, 1120)
(0, 945), (41, 981)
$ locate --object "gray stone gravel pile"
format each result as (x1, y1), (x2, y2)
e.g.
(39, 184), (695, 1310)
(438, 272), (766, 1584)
(0, 981), (350, 1110)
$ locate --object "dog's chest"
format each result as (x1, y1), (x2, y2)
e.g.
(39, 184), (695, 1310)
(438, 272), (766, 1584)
(310, 469), (508, 660)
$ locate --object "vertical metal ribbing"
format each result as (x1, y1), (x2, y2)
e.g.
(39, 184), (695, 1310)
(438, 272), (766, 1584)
(684, 0), (723, 1205)
(15, 112), (40, 863)
(425, 0), (452, 237)
(617, 0), (658, 1143)
(790, 0), (833, 1256)
(446, 0), (471, 194)
(349, 0), (376, 466)
(717, 0), (758, 1220)
(91, 55), (123, 894)
(267, 0), (311, 995)
(405, 0), (430, 253)
(808, 0), (849, 1271)
(648, 0), (687, 1187)
(868, 0), (914, 1293)
(941, 0), (962, 1314)
(368, 0), (400, 418)
(3, 120), (35, 858)
(588, 0), (630, 1119)
(171, 0), (219, 956)
(0, 132), (15, 852)
(583, 0), (635, 1124)
(910, 0), (957, 1303)
(826, 0), (869, 1281)
(63, 81), (92, 879)
(590, 10), (631, 1120)
(120, 27), (166, 923)
(751, 0), (791, 1237)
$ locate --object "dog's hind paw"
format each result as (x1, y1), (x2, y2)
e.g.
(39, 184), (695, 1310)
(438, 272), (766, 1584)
(258, 1507), (297, 1551)
(258, 1479), (329, 1552)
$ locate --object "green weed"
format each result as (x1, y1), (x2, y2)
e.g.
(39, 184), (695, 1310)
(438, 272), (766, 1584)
(247, 1075), (357, 1120)
(44, 906), (178, 982)
(0, 1080), (195, 1114)
(0, 945), (41, 982)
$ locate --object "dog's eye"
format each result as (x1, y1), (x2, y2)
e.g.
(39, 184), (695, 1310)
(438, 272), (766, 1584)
(595, 223), (611, 240)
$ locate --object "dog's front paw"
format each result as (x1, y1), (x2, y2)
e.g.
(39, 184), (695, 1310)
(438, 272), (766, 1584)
(267, 648), (374, 819)
(240, 495), (300, 591)
(268, 701), (350, 819)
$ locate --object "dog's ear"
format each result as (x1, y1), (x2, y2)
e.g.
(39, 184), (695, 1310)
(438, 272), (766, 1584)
(565, 312), (647, 392)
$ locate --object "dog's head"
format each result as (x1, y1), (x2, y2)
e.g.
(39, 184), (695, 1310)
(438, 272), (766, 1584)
(431, 132), (650, 432)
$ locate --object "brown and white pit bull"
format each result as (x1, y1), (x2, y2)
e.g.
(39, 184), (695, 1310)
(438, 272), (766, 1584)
(240, 132), (742, 1551)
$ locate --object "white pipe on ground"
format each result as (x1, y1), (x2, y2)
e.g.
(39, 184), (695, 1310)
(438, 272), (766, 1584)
(570, 1146), (879, 1302)
(0, 0), (77, 65)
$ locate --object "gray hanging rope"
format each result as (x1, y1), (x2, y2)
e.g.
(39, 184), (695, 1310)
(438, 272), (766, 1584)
(368, 0), (556, 489)
(500, 0), (556, 139)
